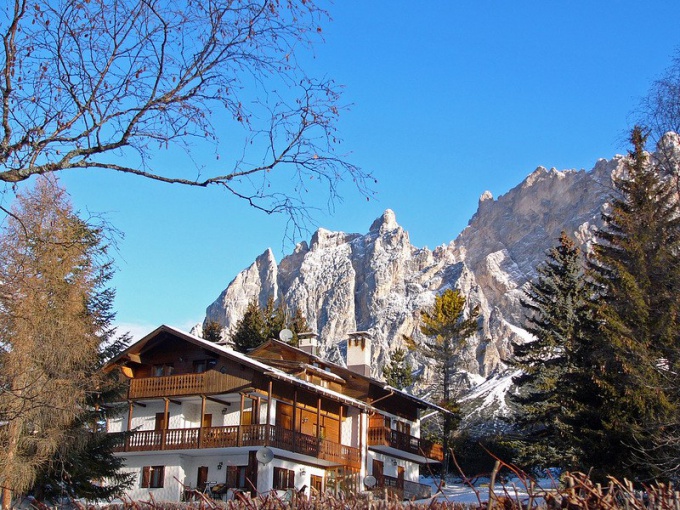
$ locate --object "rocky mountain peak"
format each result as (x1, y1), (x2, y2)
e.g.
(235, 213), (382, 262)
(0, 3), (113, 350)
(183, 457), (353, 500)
(201, 136), (680, 432)
(369, 208), (399, 234)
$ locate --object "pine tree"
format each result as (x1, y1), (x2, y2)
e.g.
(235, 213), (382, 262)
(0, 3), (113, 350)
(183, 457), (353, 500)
(382, 347), (415, 390)
(585, 127), (680, 479)
(419, 289), (479, 476)
(510, 232), (596, 472)
(232, 300), (268, 353)
(202, 320), (223, 343)
(231, 298), (310, 352)
(0, 177), (132, 506)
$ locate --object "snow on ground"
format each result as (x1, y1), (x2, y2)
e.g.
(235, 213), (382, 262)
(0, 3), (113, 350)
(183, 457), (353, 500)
(420, 476), (556, 504)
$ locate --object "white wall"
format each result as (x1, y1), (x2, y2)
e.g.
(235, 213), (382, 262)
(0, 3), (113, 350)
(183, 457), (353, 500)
(367, 451), (419, 483)
(118, 454), (185, 502)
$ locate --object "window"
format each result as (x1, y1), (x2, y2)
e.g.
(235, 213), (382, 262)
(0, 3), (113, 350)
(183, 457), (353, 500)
(153, 364), (173, 377)
(273, 467), (295, 490)
(141, 466), (165, 488)
(193, 360), (207, 373)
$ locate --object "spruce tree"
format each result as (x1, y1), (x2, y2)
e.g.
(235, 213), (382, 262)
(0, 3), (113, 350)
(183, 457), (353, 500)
(202, 320), (223, 343)
(382, 348), (415, 390)
(231, 298), (310, 352)
(232, 300), (268, 353)
(587, 126), (680, 479)
(510, 232), (595, 472)
(420, 289), (479, 477)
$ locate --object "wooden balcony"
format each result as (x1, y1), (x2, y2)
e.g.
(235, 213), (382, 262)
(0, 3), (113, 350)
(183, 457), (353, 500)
(371, 474), (432, 500)
(114, 424), (361, 469)
(367, 427), (444, 462)
(128, 371), (249, 399)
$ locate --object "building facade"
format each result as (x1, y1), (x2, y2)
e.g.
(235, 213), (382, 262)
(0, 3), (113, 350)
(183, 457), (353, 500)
(105, 326), (446, 501)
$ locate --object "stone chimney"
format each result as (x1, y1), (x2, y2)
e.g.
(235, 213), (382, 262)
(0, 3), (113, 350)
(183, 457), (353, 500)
(346, 331), (371, 377)
(298, 332), (319, 356)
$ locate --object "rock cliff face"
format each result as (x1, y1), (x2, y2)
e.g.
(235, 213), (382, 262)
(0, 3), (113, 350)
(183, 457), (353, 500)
(200, 143), (664, 428)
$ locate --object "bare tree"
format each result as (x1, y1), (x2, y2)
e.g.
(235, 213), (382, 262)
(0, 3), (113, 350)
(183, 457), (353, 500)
(0, 0), (371, 232)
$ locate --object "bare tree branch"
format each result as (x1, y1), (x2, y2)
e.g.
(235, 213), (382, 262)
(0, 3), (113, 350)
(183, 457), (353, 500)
(0, 0), (373, 231)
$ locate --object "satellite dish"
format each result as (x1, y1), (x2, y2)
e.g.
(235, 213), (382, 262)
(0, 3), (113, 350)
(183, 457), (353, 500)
(363, 475), (377, 488)
(256, 447), (274, 465)
(279, 329), (294, 342)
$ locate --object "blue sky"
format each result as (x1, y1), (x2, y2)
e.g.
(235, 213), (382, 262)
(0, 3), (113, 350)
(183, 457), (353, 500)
(49, 1), (680, 338)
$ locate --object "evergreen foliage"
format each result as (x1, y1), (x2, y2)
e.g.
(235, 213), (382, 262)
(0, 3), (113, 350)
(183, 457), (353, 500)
(202, 320), (223, 343)
(30, 333), (134, 501)
(510, 232), (596, 472)
(0, 177), (132, 505)
(586, 127), (680, 479)
(382, 347), (415, 390)
(231, 297), (309, 353)
(419, 288), (479, 476)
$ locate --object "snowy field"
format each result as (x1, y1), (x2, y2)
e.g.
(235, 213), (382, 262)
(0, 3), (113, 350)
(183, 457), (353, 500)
(420, 476), (556, 505)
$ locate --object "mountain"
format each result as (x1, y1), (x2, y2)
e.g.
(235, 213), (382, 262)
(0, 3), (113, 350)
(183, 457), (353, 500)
(197, 137), (679, 431)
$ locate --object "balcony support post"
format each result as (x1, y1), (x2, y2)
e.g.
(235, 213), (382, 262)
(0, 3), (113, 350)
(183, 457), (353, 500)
(127, 401), (134, 451)
(161, 398), (169, 450)
(316, 395), (322, 457)
(199, 395), (206, 449)
(238, 392), (245, 446)
(292, 388), (298, 453)
(265, 379), (273, 446)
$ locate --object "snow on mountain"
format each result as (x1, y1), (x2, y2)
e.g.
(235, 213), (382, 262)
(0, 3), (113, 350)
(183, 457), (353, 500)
(198, 138), (680, 433)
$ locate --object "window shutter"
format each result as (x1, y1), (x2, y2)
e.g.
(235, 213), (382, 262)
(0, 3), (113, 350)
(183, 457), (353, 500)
(141, 466), (151, 488)
(287, 469), (294, 489)
(156, 466), (165, 488)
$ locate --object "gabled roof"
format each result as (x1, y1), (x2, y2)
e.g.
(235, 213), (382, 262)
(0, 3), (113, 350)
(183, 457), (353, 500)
(105, 325), (453, 417)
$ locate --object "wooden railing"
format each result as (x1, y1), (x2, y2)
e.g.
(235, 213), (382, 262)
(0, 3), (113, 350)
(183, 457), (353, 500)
(371, 474), (432, 500)
(114, 424), (361, 469)
(128, 371), (249, 399)
(367, 427), (444, 462)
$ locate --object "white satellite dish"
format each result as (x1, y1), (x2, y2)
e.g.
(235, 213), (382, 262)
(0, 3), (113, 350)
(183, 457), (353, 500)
(256, 447), (274, 465)
(279, 329), (294, 342)
(363, 475), (377, 488)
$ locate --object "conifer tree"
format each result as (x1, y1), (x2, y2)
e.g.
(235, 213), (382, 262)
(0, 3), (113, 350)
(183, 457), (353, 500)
(510, 232), (596, 472)
(382, 348), (415, 390)
(232, 300), (268, 353)
(30, 334), (134, 501)
(587, 126), (680, 479)
(202, 320), (223, 343)
(231, 298), (310, 352)
(0, 178), (131, 507)
(420, 289), (479, 476)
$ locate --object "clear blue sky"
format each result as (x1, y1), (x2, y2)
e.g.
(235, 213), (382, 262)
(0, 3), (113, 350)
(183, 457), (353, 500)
(51, 1), (680, 338)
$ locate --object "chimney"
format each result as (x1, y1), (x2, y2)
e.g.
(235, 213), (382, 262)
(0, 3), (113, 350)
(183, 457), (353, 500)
(298, 332), (319, 356)
(346, 331), (371, 377)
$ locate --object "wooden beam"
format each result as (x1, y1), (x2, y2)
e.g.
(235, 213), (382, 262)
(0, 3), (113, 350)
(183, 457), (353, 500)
(127, 353), (142, 363)
(168, 399), (182, 406)
(206, 396), (231, 406)
(132, 401), (147, 408)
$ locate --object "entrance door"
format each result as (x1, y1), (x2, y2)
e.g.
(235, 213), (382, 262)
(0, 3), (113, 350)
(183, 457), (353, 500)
(197, 466), (208, 491)
(372, 459), (384, 486)
(397, 466), (404, 489)
(202, 414), (212, 428)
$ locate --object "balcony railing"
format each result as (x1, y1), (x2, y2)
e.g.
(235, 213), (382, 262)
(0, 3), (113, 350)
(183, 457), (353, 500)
(128, 371), (250, 399)
(371, 474), (432, 500)
(114, 424), (361, 469)
(367, 427), (444, 462)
